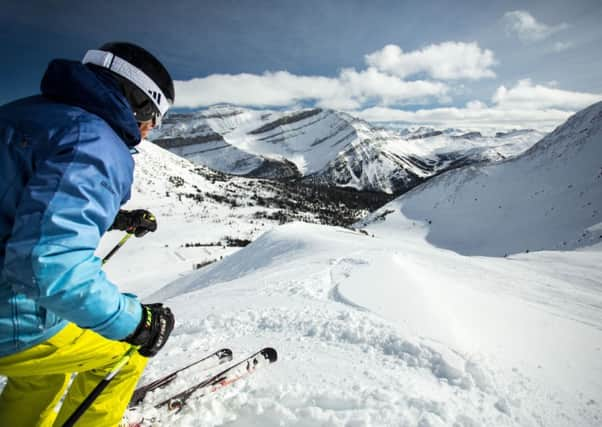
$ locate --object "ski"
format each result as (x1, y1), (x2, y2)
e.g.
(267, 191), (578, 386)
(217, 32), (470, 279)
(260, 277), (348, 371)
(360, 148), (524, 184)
(129, 348), (233, 407)
(155, 347), (277, 413)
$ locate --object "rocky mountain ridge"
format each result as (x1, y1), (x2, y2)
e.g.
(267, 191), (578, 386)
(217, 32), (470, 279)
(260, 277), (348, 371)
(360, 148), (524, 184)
(150, 105), (545, 195)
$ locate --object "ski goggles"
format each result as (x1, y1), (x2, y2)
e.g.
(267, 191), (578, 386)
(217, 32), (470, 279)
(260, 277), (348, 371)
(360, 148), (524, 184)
(129, 89), (163, 127)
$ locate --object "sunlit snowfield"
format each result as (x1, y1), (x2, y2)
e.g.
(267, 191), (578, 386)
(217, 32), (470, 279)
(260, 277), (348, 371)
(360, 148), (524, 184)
(96, 102), (602, 426)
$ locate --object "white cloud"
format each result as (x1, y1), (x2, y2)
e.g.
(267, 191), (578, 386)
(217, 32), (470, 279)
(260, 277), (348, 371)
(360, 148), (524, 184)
(174, 42), (495, 110)
(175, 71), (345, 109)
(355, 81), (602, 131)
(365, 42), (496, 80)
(492, 79), (602, 110)
(174, 74), (602, 131)
(337, 67), (449, 106)
(175, 68), (448, 110)
(355, 105), (574, 131)
(503, 10), (568, 43)
(171, 40), (602, 131)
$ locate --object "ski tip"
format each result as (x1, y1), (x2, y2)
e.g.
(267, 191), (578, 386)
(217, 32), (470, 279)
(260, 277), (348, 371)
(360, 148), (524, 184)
(261, 347), (278, 363)
(218, 348), (233, 360)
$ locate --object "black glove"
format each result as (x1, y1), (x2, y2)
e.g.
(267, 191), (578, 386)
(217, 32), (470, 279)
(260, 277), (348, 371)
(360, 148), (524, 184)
(110, 209), (157, 237)
(124, 303), (175, 357)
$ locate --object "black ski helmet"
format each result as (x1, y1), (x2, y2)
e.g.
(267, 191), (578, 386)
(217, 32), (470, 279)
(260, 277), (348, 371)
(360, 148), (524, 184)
(82, 42), (174, 125)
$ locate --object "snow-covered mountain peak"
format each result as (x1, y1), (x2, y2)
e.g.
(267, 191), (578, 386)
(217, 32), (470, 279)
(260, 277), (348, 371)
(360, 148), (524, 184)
(523, 100), (602, 160)
(151, 107), (545, 195)
(361, 101), (602, 256)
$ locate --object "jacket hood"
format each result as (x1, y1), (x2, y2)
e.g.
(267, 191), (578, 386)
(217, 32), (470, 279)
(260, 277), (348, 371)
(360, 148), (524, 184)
(41, 59), (141, 146)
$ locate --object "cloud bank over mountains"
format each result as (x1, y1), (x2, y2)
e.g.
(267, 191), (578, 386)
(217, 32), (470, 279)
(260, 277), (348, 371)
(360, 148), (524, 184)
(175, 67), (450, 112)
(357, 80), (601, 129)
(175, 40), (488, 111)
(174, 11), (599, 130)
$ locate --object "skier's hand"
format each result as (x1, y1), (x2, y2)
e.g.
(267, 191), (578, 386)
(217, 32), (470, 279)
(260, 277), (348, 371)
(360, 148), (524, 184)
(124, 303), (175, 357)
(110, 209), (157, 237)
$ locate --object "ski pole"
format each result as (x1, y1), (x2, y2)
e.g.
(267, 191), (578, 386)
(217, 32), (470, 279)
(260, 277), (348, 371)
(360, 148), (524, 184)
(61, 345), (139, 427)
(102, 232), (134, 265)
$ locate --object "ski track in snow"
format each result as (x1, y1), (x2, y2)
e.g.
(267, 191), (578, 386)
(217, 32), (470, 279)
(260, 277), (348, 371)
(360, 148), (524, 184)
(328, 258), (371, 312)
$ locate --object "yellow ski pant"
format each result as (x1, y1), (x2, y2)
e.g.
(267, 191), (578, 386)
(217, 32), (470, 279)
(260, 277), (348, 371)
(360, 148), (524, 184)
(0, 322), (147, 427)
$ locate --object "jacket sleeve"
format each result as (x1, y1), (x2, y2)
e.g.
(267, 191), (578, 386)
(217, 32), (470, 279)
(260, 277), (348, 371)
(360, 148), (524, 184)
(2, 122), (142, 340)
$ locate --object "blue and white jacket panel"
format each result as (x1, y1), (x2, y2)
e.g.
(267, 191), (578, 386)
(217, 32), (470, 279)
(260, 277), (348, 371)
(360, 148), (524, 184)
(0, 60), (143, 357)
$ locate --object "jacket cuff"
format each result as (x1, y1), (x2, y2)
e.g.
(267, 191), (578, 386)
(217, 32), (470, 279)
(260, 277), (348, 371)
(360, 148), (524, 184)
(92, 294), (142, 340)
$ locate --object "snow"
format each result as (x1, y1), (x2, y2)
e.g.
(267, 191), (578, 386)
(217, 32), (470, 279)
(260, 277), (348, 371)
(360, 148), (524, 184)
(97, 141), (284, 296)
(105, 103), (602, 426)
(132, 223), (602, 426)
(4, 101), (602, 426)
(362, 100), (602, 256)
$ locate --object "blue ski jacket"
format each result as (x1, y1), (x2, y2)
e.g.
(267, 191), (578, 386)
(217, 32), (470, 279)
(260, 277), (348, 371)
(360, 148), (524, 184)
(0, 59), (143, 357)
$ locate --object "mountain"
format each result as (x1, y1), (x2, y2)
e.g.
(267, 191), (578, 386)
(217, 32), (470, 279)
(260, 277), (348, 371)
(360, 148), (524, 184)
(150, 105), (544, 195)
(360, 100), (602, 256)
(99, 140), (391, 294)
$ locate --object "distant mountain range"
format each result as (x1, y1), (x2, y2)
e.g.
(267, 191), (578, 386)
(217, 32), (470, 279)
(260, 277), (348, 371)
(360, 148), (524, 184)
(149, 105), (545, 195)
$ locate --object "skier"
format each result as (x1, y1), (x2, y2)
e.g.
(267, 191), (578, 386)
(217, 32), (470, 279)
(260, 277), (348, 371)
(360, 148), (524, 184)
(0, 42), (176, 426)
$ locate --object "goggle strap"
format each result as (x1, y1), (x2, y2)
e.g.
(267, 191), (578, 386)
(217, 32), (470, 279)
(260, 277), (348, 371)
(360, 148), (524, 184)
(82, 49), (170, 117)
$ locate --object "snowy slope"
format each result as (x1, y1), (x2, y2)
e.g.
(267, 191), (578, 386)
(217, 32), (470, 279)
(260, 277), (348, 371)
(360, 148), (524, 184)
(98, 141), (381, 295)
(99, 103), (602, 426)
(151, 109), (267, 176)
(137, 221), (601, 427)
(151, 106), (545, 194)
(98, 141), (280, 296)
(360, 100), (602, 256)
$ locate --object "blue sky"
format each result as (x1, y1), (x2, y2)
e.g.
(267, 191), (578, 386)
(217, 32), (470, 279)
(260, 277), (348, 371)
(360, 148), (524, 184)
(2, 0), (601, 129)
